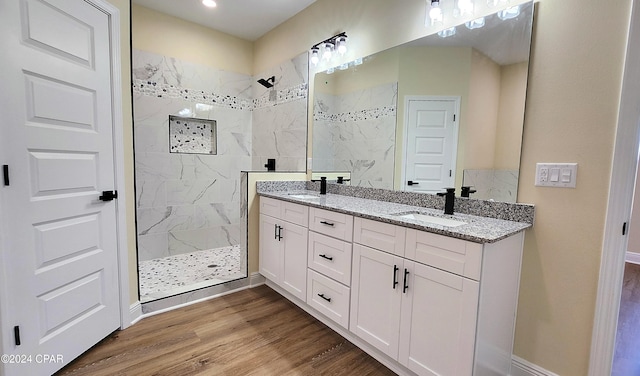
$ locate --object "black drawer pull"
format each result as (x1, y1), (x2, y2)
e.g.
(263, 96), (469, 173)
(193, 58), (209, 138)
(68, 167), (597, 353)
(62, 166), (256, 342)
(318, 293), (331, 302)
(320, 221), (335, 227)
(393, 265), (399, 289)
(403, 268), (409, 293)
(319, 254), (333, 261)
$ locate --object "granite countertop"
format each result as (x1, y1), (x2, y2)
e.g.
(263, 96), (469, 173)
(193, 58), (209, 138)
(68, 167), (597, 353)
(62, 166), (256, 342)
(259, 190), (531, 244)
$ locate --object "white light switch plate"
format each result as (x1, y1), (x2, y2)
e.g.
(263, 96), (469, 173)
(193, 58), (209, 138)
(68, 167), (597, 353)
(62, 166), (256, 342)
(535, 163), (577, 188)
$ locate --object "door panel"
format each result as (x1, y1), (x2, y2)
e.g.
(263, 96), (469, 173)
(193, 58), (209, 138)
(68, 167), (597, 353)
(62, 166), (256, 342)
(0, 0), (120, 374)
(404, 98), (458, 193)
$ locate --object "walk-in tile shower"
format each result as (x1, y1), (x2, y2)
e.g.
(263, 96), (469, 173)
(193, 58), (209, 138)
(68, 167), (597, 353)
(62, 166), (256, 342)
(132, 49), (308, 302)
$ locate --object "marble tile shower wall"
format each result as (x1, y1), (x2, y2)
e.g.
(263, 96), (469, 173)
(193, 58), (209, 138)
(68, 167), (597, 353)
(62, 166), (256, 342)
(251, 53), (309, 171)
(313, 82), (397, 189)
(462, 169), (519, 203)
(132, 49), (307, 261)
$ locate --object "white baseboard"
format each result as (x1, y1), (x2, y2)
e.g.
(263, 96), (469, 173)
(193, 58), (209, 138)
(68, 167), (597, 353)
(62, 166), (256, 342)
(511, 355), (559, 376)
(626, 251), (640, 264)
(129, 301), (143, 326)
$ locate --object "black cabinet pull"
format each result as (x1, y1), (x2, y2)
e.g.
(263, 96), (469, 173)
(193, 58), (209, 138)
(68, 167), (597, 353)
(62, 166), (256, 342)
(274, 224), (278, 240)
(274, 224), (283, 241)
(407, 181), (419, 186)
(318, 293), (331, 302)
(393, 265), (399, 289)
(277, 225), (283, 241)
(403, 269), (409, 293)
(320, 221), (335, 227)
(319, 254), (333, 261)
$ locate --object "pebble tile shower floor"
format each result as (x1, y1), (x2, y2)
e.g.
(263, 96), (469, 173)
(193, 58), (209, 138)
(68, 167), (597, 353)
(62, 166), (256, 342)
(139, 245), (243, 302)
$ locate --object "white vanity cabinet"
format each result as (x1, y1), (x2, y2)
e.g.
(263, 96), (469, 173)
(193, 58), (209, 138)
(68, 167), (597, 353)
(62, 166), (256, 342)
(259, 197), (309, 301)
(259, 196), (526, 376)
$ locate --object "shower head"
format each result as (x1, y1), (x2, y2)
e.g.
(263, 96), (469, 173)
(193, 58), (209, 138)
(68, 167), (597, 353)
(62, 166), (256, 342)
(257, 76), (275, 88)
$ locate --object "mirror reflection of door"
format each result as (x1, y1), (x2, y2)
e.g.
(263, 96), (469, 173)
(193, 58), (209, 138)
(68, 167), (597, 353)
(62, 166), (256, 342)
(403, 96), (459, 193)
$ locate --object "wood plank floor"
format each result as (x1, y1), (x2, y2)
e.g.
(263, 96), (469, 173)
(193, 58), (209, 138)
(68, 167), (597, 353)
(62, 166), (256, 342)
(613, 262), (640, 376)
(55, 285), (397, 376)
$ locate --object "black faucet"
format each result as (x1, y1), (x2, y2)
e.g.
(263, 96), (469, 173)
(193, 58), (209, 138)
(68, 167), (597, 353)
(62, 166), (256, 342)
(311, 177), (328, 194)
(336, 176), (351, 184)
(461, 186), (476, 198)
(264, 158), (276, 171)
(437, 188), (456, 215)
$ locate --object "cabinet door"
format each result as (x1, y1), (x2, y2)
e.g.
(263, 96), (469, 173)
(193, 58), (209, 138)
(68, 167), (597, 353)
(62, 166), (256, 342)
(281, 221), (308, 301)
(350, 244), (403, 359)
(399, 260), (479, 376)
(259, 214), (281, 282)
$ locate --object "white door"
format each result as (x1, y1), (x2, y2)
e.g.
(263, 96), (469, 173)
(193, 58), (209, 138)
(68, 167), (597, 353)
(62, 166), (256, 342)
(350, 244), (403, 359)
(0, 0), (121, 374)
(398, 261), (479, 376)
(403, 97), (459, 193)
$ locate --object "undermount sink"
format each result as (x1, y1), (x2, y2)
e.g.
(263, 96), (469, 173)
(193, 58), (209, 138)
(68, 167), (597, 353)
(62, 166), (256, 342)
(288, 194), (320, 200)
(394, 212), (467, 227)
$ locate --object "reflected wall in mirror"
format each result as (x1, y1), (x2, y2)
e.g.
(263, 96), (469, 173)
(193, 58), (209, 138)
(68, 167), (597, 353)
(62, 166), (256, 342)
(311, 1), (534, 203)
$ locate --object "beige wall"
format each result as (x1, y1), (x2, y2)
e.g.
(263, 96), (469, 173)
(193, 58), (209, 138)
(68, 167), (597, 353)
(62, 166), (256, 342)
(495, 62), (528, 170)
(255, 0), (632, 374)
(132, 5), (253, 74)
(466, 49), (501, 170)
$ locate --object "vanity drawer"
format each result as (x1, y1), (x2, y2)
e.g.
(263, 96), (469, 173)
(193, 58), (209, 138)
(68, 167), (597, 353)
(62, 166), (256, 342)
(353, 217), (406, 257)
(309, 207), (353, 242)
(405, 229), (483, 280)
(308, 231), (352, 286)
(260, 196), (309, 226)
(307, 269), (350, 329)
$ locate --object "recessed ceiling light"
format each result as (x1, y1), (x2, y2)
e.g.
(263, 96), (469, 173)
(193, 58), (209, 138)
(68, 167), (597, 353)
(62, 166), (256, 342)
(202, 0), (217, 8)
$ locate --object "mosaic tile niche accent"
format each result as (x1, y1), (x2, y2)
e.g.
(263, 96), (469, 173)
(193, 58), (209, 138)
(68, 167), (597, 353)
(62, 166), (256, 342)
(169, 115), (217, 155)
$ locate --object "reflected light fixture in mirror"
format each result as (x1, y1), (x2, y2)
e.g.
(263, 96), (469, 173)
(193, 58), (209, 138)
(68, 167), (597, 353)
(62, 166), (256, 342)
(438, 26), (457, 38)
(465, 17), (485, 29)
(498, 5), (521, 20)
(202, 0), (217, 8)
(456, 0), (474, 17)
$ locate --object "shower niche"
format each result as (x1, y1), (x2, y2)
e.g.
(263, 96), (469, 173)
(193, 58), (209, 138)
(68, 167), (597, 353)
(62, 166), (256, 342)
(169, 115), (217, 155)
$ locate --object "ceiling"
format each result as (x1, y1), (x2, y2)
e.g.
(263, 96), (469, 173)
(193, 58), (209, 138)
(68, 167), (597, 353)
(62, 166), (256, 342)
(132, 0), (317, 41)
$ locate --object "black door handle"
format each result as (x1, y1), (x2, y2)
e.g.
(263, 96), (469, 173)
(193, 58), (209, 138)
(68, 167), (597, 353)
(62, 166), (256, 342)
(407, 181), (419, 186)
(99, 190), (118, 201)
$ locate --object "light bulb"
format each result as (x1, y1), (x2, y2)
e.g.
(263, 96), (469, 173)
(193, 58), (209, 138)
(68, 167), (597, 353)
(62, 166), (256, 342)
(202, 0), (217, 8)
(429, 0), (443, 25)
(322, 42), (334, 61)
(457, 0), (474, 16)
(336, 36), (348, 55)
(310, 48), (319, 65)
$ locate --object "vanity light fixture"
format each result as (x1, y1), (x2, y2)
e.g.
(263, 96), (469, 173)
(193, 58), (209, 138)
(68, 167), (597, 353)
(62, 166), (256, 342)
(465, 17), (485, 29)
(202, 0), (217, 8)
(428, 0), (443, 25)
(309, 32), (348, 65)
(438, 26), (457, 38)
(497, 4), (520, 20)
